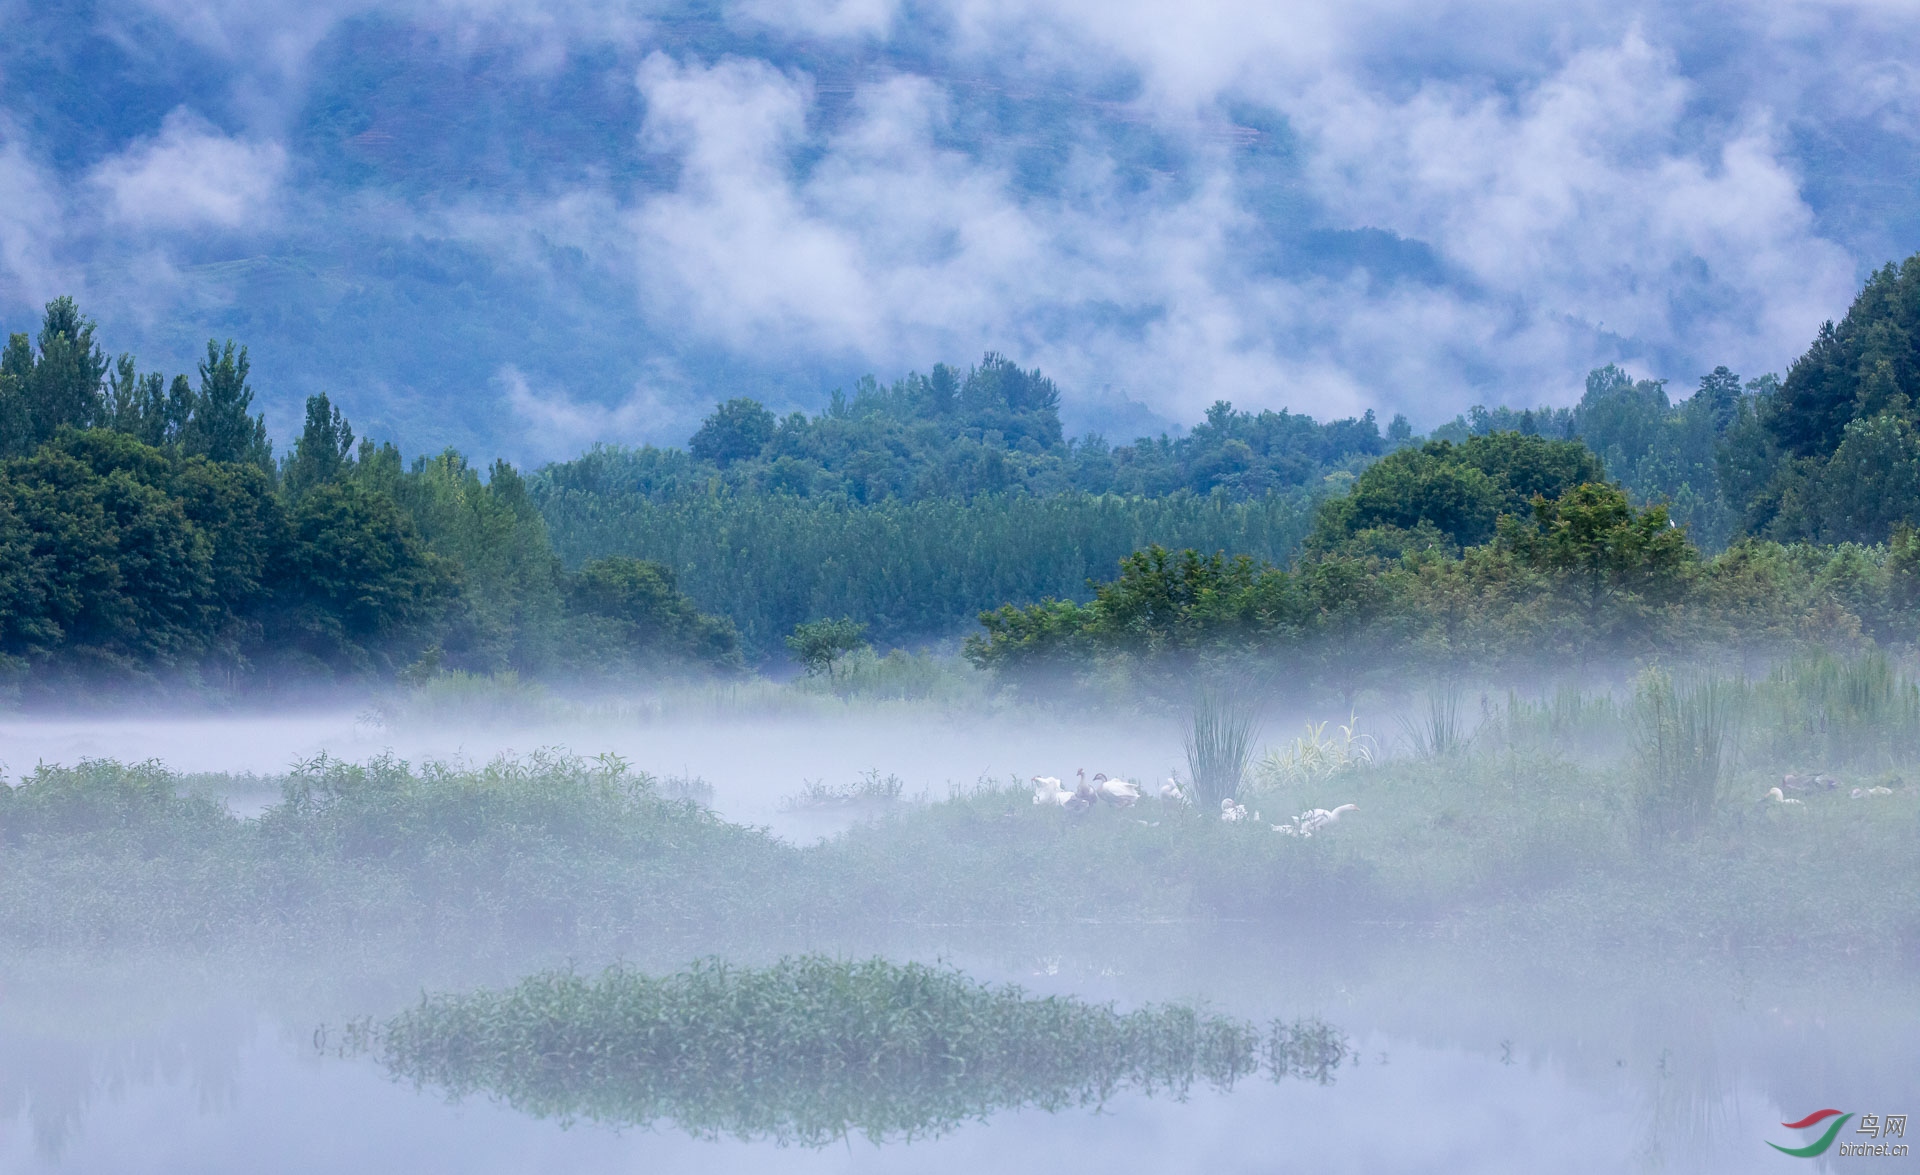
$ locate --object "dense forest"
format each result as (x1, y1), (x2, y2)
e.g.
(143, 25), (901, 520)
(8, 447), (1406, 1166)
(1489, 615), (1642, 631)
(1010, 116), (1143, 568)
(0, 302), (740, 697)
(3, 251), (1920, 697)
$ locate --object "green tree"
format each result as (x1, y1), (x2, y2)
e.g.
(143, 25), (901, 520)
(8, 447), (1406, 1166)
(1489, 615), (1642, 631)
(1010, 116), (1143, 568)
(269, 482), (454, 674)
(786, 617), (868, 679)
(566, 556), (742, 672)
(1768, 257), (1920, 459)
(24, 297), (109, 444)
(181, 340), (271, 468)
(282, 393), (356, 499)
(1306, 434), (1600, 556)
(0, 341), (28, 457)
(1502, 482), (1696, 642)
(689, 398), (776, 467)
(1, 431), (219, 676)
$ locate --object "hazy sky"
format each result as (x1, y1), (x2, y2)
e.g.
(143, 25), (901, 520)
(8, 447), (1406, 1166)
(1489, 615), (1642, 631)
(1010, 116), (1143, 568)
(1, 0), (1916, 459)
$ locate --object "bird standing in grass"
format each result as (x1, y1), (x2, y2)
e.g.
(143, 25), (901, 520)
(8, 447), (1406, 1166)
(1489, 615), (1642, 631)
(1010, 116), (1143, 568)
(1065, 780), (1097, 812)
(1091, 773), (1142, 807)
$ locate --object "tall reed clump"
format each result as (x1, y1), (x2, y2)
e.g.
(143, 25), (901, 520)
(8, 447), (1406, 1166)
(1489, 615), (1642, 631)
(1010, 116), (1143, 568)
(1184, 687), (1261, 808)
(365, 956), (1349, 1145)
(1752, 650), (1920, 768)
(1631, 669), (1736, 840)
(1398, 682), (1468, 759)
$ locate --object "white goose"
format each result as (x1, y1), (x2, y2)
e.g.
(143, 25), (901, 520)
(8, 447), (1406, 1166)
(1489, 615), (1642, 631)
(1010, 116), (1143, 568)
(1160, 774), (1185, 801)
(1762, 787), (1804, 806)
(1030, 775), (1070, 806)
(1091, 773), (1143, 807)
(1220, 798), (1249, 823)
(1299, 803), (1358, 833)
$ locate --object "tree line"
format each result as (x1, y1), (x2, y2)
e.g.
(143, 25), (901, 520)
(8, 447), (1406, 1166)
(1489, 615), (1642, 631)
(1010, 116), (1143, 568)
(965, 431), (1920, 697)
(0, 301), (740, 697)
(6, 249), (1920, 692)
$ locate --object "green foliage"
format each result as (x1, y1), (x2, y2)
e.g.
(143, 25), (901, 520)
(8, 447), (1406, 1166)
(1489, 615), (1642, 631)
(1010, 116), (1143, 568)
(567, 556), (743, 673)
(0, 299), (749, 690)
(282, 392), (356, 499)
(688, 397), (776, 466)
(786, 616), (869, 679)
(1501, 482), (1696, 635)
(543, 488), (1315, 653)
(1771, 257), (1920, 460)
(268, 480), (454, 675)
(1720, 254), (1920, 543)
(1, 431), (222, 676)
(1306, 433), (1604, 556)
(386, 451), (565, 674)
(965, 482), (1920, 693)
(0, 757), (227, 844)
(538, 357), (1382, 512)
(178, 340), (272, 468)
(20, 297), (110, 446)
(371, 956), (1347, 1145)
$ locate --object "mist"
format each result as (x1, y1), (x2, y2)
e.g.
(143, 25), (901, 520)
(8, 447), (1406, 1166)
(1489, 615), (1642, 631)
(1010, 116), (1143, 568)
(8, 1), (1920, 1170)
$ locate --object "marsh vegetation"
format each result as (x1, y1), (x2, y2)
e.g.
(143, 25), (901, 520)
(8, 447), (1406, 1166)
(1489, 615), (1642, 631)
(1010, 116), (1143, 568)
(361, 956), (1348, 1145)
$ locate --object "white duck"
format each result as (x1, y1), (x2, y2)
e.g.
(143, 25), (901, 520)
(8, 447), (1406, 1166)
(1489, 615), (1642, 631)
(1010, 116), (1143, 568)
(1160, 774), (1185, 801)
(1763, 787), (1804, 806)
(1220, 798), (1249, 823)
(1030, 775), (1070, 806)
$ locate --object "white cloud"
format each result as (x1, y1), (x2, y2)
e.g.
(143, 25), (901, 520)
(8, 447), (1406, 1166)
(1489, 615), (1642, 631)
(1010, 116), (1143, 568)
(499, 364), (693, 460)
(28, 0), (1920, 441)
(0, 127), (77, 305)
(1296, 30), (1858, 388)
(727, 0), (898, 39)
(89, 108), (287, 231)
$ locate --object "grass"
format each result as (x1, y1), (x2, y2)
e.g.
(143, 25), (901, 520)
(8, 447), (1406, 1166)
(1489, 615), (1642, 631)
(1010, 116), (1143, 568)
(1631, 669), (1737, 840)
(1396, 682), (1470, 758)
(1183, 686), (1261, 808)
(784, 768), (908, 809)
(363, 955), (1349, 1145)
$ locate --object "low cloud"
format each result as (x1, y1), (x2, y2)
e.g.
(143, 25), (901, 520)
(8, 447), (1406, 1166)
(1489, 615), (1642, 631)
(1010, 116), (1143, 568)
(1295, 31), (1857, 393)
(89, 108), (287, 231)
(500, 364), (695, 461)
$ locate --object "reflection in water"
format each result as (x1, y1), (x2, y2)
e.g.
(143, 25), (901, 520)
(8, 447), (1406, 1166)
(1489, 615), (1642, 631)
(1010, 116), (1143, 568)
(359, 956), (1349, 1145)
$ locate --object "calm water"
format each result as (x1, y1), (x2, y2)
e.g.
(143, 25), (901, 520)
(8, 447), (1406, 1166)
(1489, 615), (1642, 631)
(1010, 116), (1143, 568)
(4, 710), (1916, 1172)
(5, 934), (1915, 1175)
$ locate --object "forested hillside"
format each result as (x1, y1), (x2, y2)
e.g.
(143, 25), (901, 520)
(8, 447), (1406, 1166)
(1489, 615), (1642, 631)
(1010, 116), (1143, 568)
(6, 252), (1920, 696)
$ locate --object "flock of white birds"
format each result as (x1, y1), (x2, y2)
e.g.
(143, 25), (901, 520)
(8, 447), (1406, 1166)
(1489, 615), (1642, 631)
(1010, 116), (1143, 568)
(1761, 772), (1899, 806)
(1029, 769), (1358, 837)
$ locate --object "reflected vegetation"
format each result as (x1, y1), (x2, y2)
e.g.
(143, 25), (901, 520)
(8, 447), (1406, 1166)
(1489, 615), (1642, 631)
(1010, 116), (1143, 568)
(355, 956), (1348, 1145)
